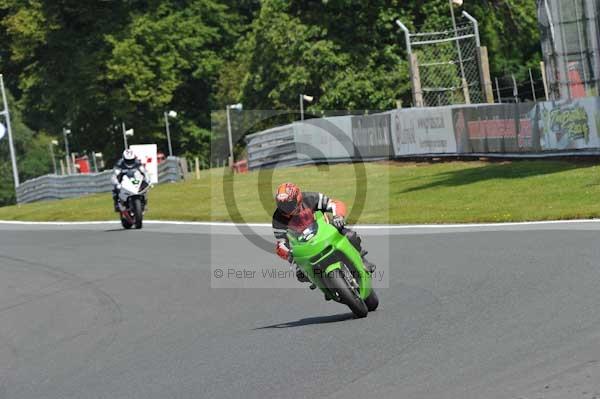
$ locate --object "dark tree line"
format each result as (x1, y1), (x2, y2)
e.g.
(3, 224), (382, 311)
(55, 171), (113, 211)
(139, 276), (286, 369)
(0, 0), (541, 205)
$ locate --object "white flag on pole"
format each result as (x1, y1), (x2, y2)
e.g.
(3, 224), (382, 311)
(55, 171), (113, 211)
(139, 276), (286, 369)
(0, 122), (5, 141)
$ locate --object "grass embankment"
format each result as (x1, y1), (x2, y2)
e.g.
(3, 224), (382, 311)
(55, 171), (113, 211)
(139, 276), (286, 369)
(1, 160), (600, 224)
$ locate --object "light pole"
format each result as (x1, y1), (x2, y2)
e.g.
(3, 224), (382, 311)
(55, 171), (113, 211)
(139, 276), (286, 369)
(63, 128), (71, 175)
(49, 139), (58, 175)
(226, 103), (242, 167)
(164, 110), (177, 157)
(299, 94), (314, 121)
(0, 74), (19, 188)
(122, 122), (134, 149)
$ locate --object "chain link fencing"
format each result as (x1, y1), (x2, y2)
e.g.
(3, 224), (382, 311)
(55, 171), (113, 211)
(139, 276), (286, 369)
(492, 68), (549, 104)
(538, 0), (600, 100)
(412, 21), (484, 106)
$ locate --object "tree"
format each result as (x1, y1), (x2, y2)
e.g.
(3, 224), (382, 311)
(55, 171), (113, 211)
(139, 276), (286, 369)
(0, 90), (53, 205)
(0, 0), (543, 200)
(105, 0), (236, 159)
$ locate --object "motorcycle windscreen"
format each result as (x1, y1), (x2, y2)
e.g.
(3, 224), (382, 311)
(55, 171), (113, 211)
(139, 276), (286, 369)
(287, 222), (318, 243)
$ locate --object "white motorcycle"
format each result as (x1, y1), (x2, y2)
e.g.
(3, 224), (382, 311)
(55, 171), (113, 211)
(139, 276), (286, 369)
(117, 170), (151, 229)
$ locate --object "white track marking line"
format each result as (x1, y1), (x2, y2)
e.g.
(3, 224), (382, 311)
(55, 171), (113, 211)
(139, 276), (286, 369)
(0, 219), (599, 228)
(0, 220), (118, 225)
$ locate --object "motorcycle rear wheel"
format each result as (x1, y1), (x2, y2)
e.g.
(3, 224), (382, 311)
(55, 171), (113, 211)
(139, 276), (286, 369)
(325, 266), (368, 318)
(121, 216), (133, 229)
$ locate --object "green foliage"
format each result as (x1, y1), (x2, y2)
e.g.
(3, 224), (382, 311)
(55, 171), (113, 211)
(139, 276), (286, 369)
(103, 0), (236, 161)
(467, 0), (541, 79)
(230, 0), (412, 111)
(0, 0), (543, 206)
(239, 1), (346, 109)
(224, 0), (540, 111)
(106, 0), (233, 108)
(0, 91), (53, 205)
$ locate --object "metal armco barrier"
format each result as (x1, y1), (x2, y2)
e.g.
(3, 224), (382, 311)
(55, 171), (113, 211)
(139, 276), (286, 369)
(16, 157), (183, 204)
(244, 96), (600, 170)
(351, 114), (393, 158)
(246, 124), (298, 169)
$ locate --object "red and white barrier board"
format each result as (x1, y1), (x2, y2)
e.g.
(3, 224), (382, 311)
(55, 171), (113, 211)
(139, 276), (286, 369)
(130, 144), (159, 183)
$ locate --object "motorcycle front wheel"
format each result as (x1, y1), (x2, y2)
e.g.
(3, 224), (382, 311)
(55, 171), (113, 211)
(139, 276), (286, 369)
(325, 266), (368, 318)
(365, 289), (379, 311)
(132, 198), (143, 229)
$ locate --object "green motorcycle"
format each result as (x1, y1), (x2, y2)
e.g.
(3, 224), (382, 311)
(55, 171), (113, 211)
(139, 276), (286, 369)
(287, 211), (379, 318)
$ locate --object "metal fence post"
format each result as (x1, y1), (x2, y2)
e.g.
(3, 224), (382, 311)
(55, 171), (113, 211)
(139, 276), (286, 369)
(451, 3), (470, 104)
(91, 152), (98, 173)
(477, 46), (494, 103)
(529, 68), (537, 102)
(49, 143), (57, 175)
(409, 53), (424, 107)
(395, 20), (423, 107)
(540, 61), (549, 101)
(495, 77), (502, 103)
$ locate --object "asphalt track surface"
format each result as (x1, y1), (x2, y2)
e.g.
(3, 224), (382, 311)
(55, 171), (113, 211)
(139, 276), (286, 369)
(1, 221), (600, 399)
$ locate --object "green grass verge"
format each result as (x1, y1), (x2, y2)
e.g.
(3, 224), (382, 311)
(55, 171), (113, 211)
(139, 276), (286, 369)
(1, 160), (600, 224)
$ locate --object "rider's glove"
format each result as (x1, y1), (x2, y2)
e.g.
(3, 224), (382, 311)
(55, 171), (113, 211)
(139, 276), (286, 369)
(332, 215), (346, 229)
(116, 184), (122, 190)
(276, 241), (291, 262)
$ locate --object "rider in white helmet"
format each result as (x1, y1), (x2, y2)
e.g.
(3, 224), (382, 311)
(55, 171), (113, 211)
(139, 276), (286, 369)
(111, 149), (150, 212)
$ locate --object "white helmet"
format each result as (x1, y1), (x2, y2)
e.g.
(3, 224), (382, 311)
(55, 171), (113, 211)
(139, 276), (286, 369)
(122, 149), (136, 166)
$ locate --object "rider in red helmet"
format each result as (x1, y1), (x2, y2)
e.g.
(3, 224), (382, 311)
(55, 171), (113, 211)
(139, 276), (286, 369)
(272, 182), (375, 283)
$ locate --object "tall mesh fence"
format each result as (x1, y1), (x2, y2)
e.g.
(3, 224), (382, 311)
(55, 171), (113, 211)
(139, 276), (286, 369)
(538, 0), (600, 100)
(412, 22), (483, 106)
(492, 69), (548, 104)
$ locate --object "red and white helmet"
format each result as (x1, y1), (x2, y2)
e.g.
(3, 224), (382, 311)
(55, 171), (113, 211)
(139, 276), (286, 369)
(275, 182), (303, 216)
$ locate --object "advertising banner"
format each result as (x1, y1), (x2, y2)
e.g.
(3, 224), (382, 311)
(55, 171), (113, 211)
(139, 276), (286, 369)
(351, 113), (392, 158)
(294, 116), (354, 161)
(391, 108), (457, 155)
(538, 96), (600, 150)
(130, 144), (158, 183)
(452, 103), (536, 153)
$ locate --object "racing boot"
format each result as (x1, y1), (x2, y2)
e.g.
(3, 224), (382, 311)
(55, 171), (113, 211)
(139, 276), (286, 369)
(361, 250), (376, 274)
(296, 268), (310, 283)
(112, 190), (120, 212)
